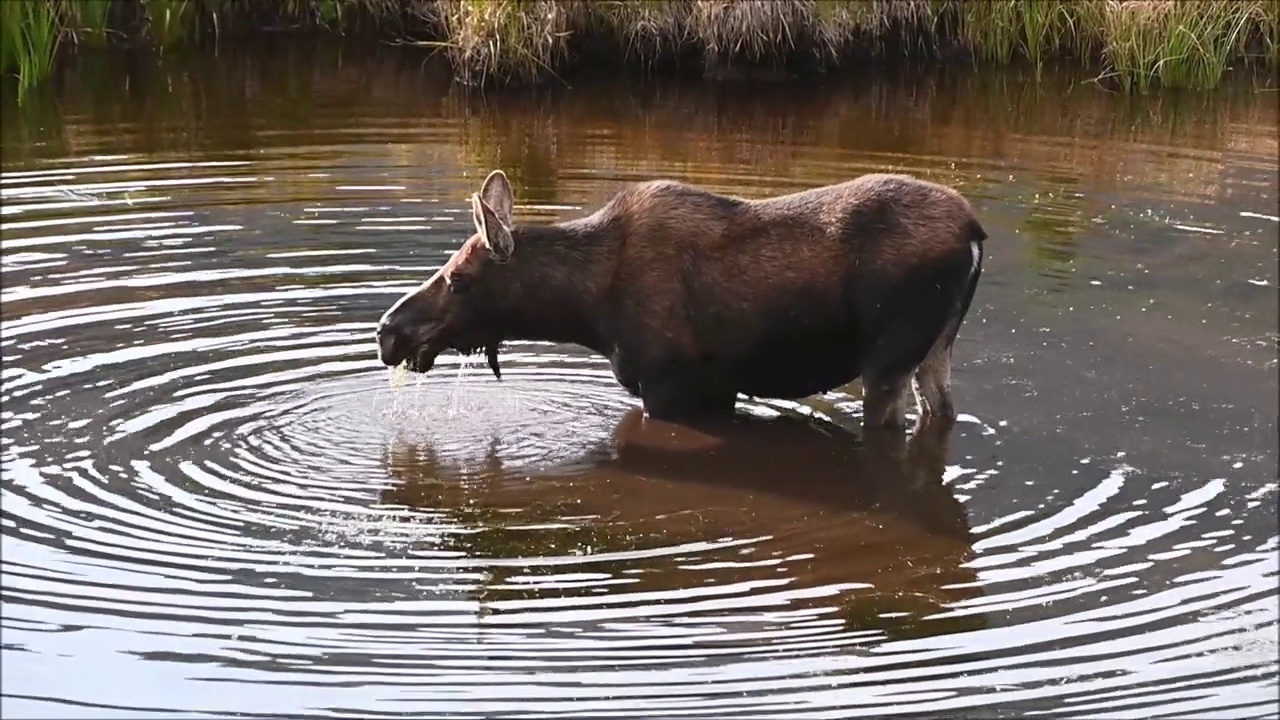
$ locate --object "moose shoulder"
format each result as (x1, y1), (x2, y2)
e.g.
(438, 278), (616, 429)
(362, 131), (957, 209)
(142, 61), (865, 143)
(375, 170), (987, 429)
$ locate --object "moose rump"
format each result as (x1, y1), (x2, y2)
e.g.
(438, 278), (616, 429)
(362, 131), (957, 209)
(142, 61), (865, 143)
(374, 170), (986, 430)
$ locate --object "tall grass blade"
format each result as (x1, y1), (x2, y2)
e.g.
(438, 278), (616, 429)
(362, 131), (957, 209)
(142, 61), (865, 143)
(2, 1), (63, 103)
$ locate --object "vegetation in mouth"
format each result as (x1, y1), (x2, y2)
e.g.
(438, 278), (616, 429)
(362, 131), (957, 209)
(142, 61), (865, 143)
(391, 343), (500, 379)
(404, 347), (437, 375)
(390, 361), (412, 389)
(451, 343), (503, 380)
(3, 1), (1277, 102)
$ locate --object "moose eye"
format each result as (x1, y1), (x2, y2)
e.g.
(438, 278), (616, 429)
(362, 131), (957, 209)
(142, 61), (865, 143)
(448, 273), (473, 293)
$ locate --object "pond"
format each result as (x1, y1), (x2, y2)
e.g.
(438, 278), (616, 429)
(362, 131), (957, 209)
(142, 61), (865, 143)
(2, 42), (1277, 719)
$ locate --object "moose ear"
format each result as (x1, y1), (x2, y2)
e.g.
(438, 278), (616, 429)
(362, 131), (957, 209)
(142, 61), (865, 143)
(478, 169), (514, 229)
(471, 193), (514, 262)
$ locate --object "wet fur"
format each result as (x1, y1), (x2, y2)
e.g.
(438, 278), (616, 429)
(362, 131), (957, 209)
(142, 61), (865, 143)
(376, 171), (987, 429)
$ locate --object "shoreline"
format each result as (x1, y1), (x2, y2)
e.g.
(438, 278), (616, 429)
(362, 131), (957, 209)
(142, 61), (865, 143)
(2, 1), (1277, 103)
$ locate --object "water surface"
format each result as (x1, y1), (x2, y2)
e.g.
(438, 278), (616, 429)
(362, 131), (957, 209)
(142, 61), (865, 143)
(2, 44), (1277, 719)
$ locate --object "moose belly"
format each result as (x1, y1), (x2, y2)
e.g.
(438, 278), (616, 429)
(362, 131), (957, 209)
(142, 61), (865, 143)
(729, 339), (862, 400)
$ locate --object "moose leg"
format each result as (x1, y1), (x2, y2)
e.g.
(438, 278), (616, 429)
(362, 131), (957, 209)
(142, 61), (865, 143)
(910, 296), (967, 424)
(863, 373), (913, 428)
(638, 364), (738, 424)
(860, 317), (935, 429)
(911, 338), (955, 422)
(608, 350), (642, 397)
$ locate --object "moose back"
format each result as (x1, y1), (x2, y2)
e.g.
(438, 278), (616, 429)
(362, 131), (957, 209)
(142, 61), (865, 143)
(375, 170), (986, 428)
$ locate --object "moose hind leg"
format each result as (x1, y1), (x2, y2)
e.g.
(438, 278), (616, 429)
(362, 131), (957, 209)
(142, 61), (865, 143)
(864, 373), (913, 428)
(912, 338), (955, 421)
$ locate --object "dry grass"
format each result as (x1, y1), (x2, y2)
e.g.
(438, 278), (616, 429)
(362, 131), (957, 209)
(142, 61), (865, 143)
(811, 0), (943, 59)
(438, 0), (948, 78)
(4, 0), (1278, 103)
(687, 0), (816, 69)
(436, 0), (1278, 90)
(588, 0), (692, 68)
(436, 0), (588, 86)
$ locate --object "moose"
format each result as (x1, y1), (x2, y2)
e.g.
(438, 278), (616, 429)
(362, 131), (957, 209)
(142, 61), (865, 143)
(375, 169), (986, 429)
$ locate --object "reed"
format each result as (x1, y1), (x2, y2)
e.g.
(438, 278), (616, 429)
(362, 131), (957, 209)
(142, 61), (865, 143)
(1, 1), (62, 103)
(1261, 0), (1280, 68)
(1099, 0), (1263, 92)
(957, 0), (1023, 64)
(3, 0), (1276, 104)
(61, 0), (113, 47)
(1058, 0), (1110, 62)
(146, 0), (196, 47)
(957, 1), (1110, 69)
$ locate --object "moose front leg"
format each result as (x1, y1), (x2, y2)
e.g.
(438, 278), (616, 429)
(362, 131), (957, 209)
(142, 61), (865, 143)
(637, 362), (738, 424)
(608, 349), (642, 397)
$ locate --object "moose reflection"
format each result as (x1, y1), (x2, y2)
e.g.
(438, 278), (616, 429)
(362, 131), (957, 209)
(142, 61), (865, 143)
(380, 408), (987, 640)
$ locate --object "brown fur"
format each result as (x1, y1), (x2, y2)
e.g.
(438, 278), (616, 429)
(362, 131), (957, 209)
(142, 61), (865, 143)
(375, 169), (986, 429)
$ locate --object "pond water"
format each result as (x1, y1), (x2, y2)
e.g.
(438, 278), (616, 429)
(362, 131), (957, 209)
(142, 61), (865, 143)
(2, 42), (1277, 719)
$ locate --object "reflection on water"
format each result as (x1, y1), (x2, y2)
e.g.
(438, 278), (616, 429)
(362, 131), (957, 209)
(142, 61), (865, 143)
(2, 41), (1277, 719)
(383, 409), (983, 640)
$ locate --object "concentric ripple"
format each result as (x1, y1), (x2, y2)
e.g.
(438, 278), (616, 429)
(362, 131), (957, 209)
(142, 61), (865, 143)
(3, 59), (1279, 720)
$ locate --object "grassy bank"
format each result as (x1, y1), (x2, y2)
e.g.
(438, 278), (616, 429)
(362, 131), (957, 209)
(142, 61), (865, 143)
(3, 1), (1278, 102)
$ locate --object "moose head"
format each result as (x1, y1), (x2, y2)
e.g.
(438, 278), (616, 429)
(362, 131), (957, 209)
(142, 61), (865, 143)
(374, 170), (518, 380)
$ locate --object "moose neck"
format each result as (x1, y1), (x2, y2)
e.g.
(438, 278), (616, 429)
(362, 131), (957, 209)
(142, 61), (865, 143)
(492, 219), (614, 354)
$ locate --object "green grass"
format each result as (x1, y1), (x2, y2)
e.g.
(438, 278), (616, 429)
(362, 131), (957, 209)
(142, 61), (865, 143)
(953, 0), (1278, 87)
(3, 0), (1278, 104)
(1098, 0), (1268, 93)
(62, 0), (113, 47)
(145, 0), (196, 47)
(1, 1), (62, 103)
(1260, 0), (1280, 68)
(954, 0), (1103, 69)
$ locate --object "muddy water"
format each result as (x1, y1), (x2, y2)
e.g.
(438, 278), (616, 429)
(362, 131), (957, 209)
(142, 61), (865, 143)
(2, 43), (1277, 718)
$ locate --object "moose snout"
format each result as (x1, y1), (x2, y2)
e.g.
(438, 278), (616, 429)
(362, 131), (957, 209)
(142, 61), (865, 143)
(375, 321), (407, 367)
